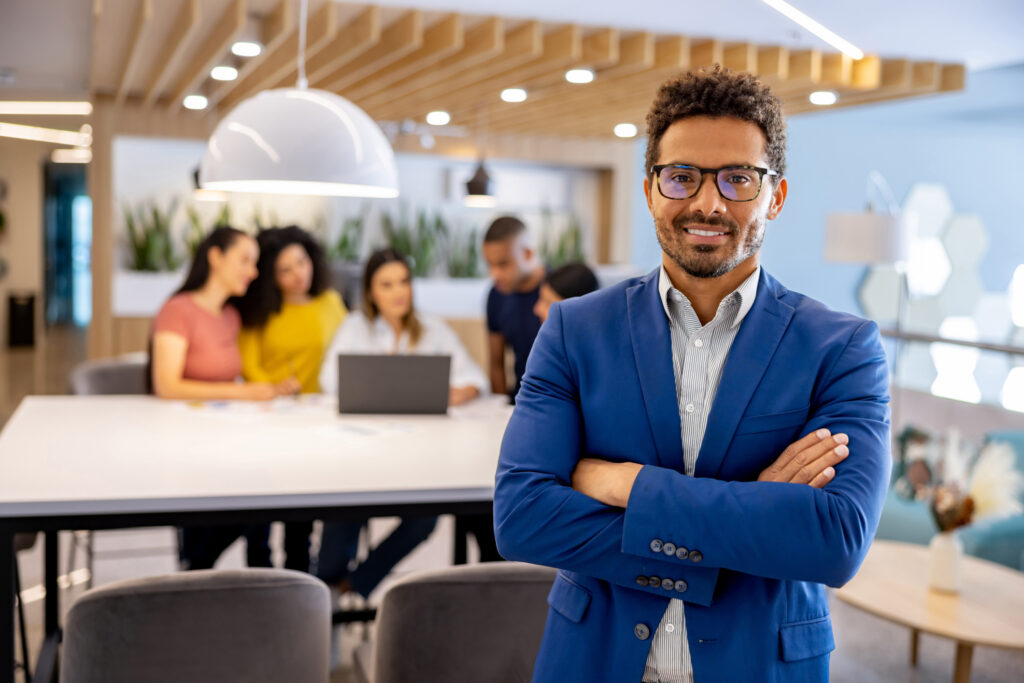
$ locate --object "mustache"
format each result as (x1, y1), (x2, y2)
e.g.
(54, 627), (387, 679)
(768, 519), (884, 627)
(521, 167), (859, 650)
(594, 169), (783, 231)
(672, 213), (739, 232)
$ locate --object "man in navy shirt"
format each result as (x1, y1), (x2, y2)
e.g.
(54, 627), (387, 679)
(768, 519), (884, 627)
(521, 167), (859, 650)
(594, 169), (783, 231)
(482, 216), (546, 401)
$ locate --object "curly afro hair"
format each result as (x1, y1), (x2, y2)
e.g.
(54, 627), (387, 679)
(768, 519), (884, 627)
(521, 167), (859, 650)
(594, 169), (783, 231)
(644, 64), (787, 180)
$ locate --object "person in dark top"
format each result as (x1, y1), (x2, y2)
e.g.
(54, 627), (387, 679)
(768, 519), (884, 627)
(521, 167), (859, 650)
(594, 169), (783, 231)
(533, 262), (600, 324)
(482, 216), (546, 401)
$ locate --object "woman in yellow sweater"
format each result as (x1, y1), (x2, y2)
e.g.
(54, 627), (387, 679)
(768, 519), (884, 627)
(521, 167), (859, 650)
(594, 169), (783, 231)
(237, 225), (346, 570)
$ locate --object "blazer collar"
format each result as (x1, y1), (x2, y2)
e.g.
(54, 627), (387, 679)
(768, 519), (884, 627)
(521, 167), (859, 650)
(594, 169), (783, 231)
(626, 268), (795, 476)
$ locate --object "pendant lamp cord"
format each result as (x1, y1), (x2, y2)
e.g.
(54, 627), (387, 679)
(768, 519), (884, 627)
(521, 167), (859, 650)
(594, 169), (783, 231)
(296, 0), (309, 89)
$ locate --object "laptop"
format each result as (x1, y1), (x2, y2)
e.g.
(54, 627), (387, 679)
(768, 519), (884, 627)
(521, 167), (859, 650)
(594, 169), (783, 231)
(337, 354), (451, 414)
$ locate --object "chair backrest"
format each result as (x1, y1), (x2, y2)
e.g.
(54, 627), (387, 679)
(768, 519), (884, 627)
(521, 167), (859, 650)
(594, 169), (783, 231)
(68, 353), (148, 395)
(59, 568), (330, 683)
(368, 562), (556, 683)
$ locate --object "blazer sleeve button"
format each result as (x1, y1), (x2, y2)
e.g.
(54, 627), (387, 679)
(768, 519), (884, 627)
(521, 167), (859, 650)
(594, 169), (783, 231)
(689, 550), (703, 563)
(674, 579), (688, 593)
(634, 623), (651, 641)
(649, 539), (663, 553)
(660, 577), (675, 590)
(636, 575), (649, 587)
(675, 546), (690, 560)
(662, 542), (676, 555)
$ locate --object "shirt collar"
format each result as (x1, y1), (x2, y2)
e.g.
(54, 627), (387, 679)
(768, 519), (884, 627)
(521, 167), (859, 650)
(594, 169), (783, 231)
(658, 264), (761, 329)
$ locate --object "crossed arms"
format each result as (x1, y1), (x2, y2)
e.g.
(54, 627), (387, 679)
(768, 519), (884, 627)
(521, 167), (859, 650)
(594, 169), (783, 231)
(493, 304), (891, 604)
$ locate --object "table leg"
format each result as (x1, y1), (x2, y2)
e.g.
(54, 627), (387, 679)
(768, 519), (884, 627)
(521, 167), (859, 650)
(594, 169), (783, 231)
(1, 528), (14, 683)
(909, 628), (920, 666)
(452, 515), (468, 565)
(953, 642), (973, 683)
(43, 533), (57, 639)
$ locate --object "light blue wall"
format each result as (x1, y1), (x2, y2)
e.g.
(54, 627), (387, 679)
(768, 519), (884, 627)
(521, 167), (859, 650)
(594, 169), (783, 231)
(629, 63), (1024, 316)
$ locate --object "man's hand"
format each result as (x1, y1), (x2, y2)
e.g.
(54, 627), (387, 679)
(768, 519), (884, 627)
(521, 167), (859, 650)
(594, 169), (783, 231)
(758, 429), (849, 488)
(572, 459), (644, 507)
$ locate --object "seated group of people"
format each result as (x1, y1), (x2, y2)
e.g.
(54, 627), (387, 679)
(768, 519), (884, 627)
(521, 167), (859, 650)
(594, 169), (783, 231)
(146, 216), (599, 600)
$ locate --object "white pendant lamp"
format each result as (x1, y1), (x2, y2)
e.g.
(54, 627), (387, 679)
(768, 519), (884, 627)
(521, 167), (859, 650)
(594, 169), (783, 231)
(199, 0), (398, 198)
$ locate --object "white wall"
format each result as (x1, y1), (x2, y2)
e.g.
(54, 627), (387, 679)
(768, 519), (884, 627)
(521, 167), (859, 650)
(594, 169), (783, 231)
(112, 136), (603, 273)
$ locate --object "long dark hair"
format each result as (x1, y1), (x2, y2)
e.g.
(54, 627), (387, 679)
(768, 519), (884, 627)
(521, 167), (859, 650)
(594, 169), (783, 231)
(237, 226), (331, 328)
(147, 225), (250, 393)
(176, 225), (250, 295)
(546, 262), (599, 300)
(363, 248), (422, 347)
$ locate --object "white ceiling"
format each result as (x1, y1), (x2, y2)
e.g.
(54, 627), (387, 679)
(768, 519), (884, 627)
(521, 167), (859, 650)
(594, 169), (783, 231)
(1, 0), (1022, 95)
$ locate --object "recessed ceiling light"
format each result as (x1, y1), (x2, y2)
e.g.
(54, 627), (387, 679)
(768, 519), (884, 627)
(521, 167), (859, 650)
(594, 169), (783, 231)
(614, 123), (638, 138)
(565, 68), (595, 84)
(809, 90), (839, 106)
(210, 66), (238, 82)
(51, 148), (92, 164)
(183, 95), (208, 110)
(760, 0), (864, 60)
(500, 88), (527, 103)
(425, 110), (451, 126)
(231, 41), (262, 58)
(0, 101), (93, 116)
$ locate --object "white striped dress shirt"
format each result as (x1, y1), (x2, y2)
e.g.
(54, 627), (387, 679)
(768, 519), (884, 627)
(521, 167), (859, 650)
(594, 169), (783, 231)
(641, 265), (760, 683)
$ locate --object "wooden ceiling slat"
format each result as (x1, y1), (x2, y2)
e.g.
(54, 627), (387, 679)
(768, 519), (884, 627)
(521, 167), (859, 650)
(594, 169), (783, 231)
(317, 10), (425, 93)
(114, 0), (154, 106)
(582, 28), (619, 67)
(723, 43), (757, 73)
(690, 40), (723, 68)
(341, 14), (463, 102)
(168, 0), (247, 111)
(940, 64), (966, 91)
(852, 56), (881, 89)
(142, 0), (201, 107)
(787, 49), (822, 84)
(423, 24), (582, 118)
(302, 6), (382, 85)
(370, 21), (541, 121)
(355, 16), (502, 112)
(201, 0), (292, 110)
(89, 0), (104, 93)
(757, 46), (789, 81)
(214, 0), (338, 113)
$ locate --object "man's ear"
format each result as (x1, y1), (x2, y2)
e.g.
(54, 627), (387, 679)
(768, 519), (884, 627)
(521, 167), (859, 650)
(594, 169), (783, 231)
(766, 177), (788, 220)
(643, 176), (654, 214)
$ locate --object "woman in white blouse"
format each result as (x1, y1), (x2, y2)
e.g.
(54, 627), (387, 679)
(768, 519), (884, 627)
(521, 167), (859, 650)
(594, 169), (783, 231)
(315, 248), (488, 602)
(318, 248), (488, 404)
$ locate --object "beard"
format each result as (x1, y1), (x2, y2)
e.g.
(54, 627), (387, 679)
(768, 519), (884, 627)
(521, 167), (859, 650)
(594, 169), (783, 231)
(655, 211), (765, 279)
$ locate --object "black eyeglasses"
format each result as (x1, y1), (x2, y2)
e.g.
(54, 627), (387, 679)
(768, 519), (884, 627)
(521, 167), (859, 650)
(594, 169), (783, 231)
(650, 164), (780, 202)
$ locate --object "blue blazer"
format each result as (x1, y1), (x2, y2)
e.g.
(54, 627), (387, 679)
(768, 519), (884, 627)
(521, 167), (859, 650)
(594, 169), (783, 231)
(494, 268), (891, 683)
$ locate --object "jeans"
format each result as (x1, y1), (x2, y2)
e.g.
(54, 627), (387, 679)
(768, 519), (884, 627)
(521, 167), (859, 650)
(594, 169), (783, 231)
(180, 524), (272, 570)
(316, 516), (438, 598)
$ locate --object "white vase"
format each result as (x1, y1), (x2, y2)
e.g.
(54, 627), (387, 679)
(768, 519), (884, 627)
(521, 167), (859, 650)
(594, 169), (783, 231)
(927, 530), (963, 593)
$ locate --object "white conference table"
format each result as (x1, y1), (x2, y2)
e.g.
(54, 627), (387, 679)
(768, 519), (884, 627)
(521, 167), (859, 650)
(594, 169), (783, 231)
(0, 394), (513, 683)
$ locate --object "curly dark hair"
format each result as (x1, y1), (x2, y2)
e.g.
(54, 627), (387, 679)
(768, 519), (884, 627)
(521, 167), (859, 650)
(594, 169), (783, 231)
(237, 225), (332, 328)
(645, 65), (787, 180)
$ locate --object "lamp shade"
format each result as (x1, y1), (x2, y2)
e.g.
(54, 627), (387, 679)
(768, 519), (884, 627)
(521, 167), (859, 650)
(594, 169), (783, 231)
(199, 88), (399, 198)
(824, 211), (909, 264)
(464, 159), (496, 208)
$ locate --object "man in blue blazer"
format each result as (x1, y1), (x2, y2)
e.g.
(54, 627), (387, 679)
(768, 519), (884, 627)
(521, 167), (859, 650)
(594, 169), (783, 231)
(494, 66), (891, 682)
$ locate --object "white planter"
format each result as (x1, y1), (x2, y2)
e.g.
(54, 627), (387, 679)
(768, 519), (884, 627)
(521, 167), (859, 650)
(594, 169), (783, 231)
(113, 270), (185, 317)
(927, 530), (963, 593)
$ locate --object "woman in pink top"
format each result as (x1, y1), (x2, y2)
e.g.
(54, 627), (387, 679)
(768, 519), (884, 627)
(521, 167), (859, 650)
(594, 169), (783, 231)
(151, 226), (292, 570)
(151, 226), (300, 400)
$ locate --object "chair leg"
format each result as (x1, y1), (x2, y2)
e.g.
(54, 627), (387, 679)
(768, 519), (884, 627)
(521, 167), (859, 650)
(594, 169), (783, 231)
(13, 554), (31, 680)
(85, 531), (94, 589)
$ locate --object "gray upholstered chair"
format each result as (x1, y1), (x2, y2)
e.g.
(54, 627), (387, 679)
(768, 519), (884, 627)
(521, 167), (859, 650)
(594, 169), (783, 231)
(67, 352), (148, 395)
(66, 352), (150, 583)
(60, 568), (331, 683)
(354, 562), (556, 683)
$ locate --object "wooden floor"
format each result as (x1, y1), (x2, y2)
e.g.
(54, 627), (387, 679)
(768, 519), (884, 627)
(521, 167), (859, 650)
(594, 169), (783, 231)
(4, 325), (1021, 682)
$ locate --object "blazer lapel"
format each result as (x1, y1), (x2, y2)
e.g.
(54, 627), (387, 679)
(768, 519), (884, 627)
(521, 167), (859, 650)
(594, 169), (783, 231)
(694, 271), (795, 479)
(627, 270), (685, 472)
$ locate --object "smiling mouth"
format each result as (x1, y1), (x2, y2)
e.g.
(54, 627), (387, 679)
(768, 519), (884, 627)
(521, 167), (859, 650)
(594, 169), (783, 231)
(684, 227), (729, 237)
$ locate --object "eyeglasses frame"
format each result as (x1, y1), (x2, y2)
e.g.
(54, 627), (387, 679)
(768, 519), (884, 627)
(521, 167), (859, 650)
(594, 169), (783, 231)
(650, 163), (781, 203)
